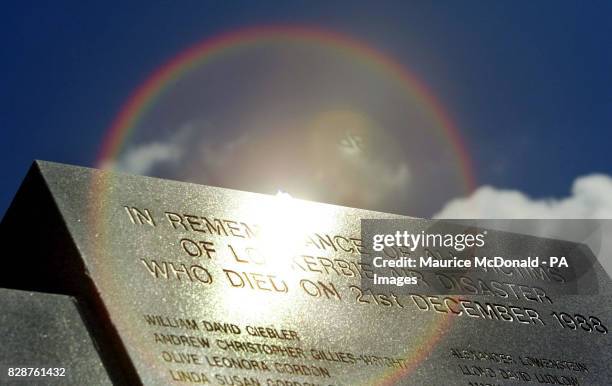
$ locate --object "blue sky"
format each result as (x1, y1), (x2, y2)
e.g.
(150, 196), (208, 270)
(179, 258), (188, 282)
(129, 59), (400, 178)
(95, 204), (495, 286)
(1, 1), (611, 217)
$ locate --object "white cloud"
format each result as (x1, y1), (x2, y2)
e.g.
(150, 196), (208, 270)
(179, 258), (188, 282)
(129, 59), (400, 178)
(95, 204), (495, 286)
(434, 174), (612, 277)
(435, 174), (612, 219)
(111, 142), (181, 175)
(105, 123), (199, 175)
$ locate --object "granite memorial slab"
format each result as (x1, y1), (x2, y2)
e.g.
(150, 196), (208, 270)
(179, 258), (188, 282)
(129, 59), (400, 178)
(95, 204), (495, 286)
(0, 161), (610, 385)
